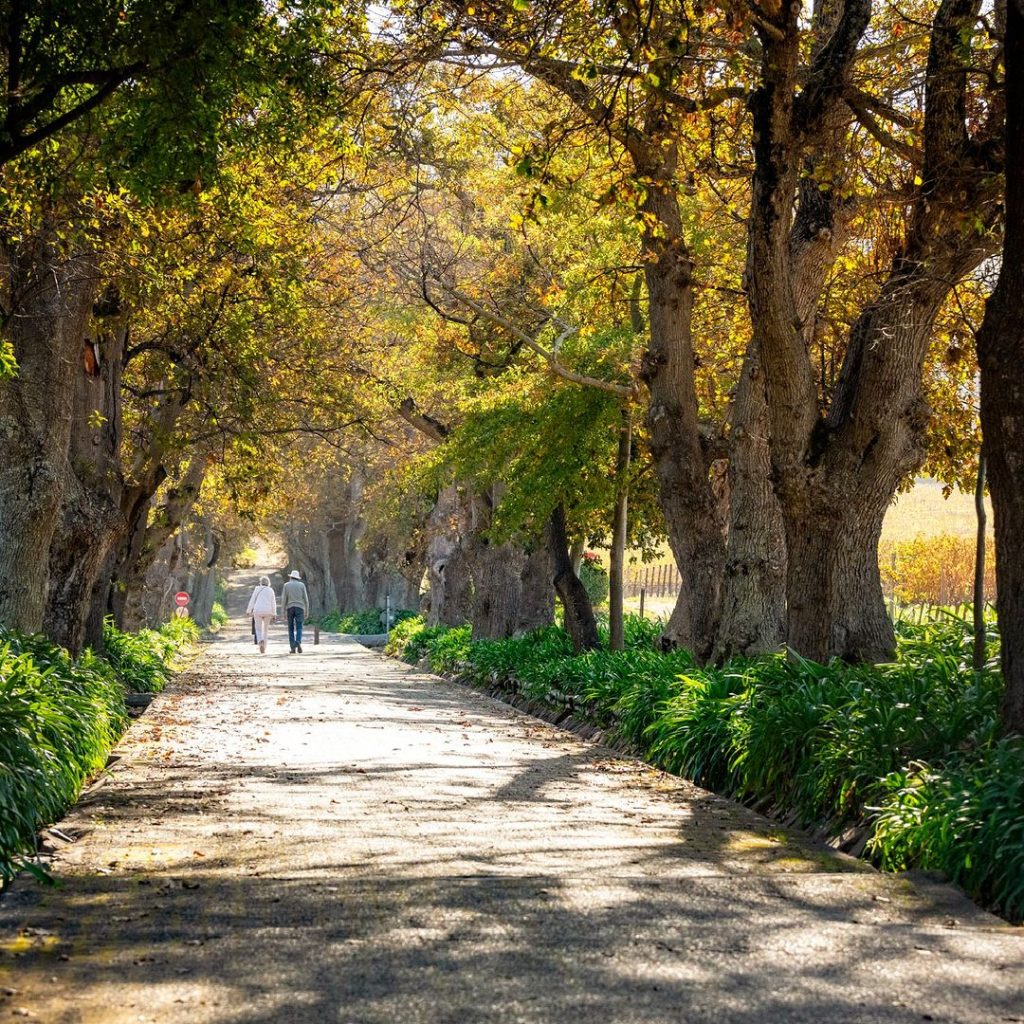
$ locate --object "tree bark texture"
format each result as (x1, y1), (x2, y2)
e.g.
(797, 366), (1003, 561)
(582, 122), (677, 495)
(44, 313), (127, 652)
(0, 240), (96, 632)
(423, 484), (475, 627)
(976, 0), (1024, 734)
(546, 504), (599, 652)
(327, 469), (369, 611)
(465, 486), (554, 640)
(284, 523), (337, 619)
(608, 408), (632, 652)
(713, 345), (787, 661)
(118, 457), (208, 629)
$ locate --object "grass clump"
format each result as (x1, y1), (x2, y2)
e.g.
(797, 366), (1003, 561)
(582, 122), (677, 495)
(870, 740), (1024, 920)
(210, 601), (229, 630)
(0, 619), (198, 886)
(102, 617), (199, 693)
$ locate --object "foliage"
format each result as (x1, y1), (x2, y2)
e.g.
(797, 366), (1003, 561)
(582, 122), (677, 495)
(880, 534), (996, 607)
(579, 553), (610, 607)
(232, 547), (259, 569)
(870, 740), (1024, 921)
(385, 616), (447, 661)
(319, 608), (417, 634)
(0, 339), (16, 380)
(210, 602), (230, 630)
(0, 620), (195, 885)
(388, 614), (1021, 921)
(100, 618), (198, 694)
(422, 626), (474, 674)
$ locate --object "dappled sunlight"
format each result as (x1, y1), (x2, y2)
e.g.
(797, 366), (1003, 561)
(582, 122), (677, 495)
(1, 604), (1021, 1023)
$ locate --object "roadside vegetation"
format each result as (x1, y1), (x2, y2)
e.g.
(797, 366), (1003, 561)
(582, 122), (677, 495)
(0, 620), (199, 887)
(318, 608), (417, 634)
(385, 613), (1024, 923)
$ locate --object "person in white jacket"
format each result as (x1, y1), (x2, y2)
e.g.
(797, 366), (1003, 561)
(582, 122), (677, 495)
(245, 575), (278, 654)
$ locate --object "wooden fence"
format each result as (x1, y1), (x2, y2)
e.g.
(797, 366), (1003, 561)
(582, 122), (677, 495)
(625, 564), (682, 600)
(624, 562), (992, 624)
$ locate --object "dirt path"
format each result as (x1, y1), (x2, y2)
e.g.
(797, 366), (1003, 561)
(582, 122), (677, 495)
(1, 580), (1022, 1023)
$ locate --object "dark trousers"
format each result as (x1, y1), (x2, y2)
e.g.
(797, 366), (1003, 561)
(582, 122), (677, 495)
(287, 607), (305, 650)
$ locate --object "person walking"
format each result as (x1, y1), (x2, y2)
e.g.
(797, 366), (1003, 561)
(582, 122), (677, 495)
(245, 575), (277, 655)
(281, 570), (311, 653)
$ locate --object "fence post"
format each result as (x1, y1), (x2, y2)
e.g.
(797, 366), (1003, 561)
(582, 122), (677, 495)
(639, 588), (646, 618)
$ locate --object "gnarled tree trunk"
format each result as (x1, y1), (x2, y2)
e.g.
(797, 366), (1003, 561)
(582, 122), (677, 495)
(746, 0), (998, 661)
(547, 504), (599, 652)
(117, 456), (208, 629)
(424, 484), (475, 626)
(639, 172), (724, 660)
(0, 240), (96, 632)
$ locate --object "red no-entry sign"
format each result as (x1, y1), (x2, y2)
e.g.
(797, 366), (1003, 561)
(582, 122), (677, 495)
(174, 591), (190, 607)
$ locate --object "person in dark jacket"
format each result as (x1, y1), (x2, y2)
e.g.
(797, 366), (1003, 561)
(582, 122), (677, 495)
(280, 570), (310, 653)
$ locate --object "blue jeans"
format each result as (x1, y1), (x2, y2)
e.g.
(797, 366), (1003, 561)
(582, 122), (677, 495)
(287, 607), (305, 650)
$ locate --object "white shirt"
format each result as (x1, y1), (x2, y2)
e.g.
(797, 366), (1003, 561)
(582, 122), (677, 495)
(246, 585), (277, 616)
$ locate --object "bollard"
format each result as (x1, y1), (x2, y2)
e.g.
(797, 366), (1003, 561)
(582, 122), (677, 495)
(314, 623), (320, 646)
(639, 587), (646, 619)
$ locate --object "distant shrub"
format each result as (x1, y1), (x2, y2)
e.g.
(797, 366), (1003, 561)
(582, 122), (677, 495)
(102, 618), (198, 693)
(210, 601), (229, 630)
(232, 546), (259, 569)
(320, 608), (417, 634)
(579, 552), (609, 606)
(880, 533), (995, 607)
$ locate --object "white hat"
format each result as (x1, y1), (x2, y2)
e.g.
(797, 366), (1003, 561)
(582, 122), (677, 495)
(289, 570), (302, 579)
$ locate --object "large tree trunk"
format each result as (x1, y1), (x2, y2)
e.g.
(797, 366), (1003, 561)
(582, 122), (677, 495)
(517, 546), (554, 633)
(778, 268), (971, 662)
(470, 539), (528, 640)
(89, 391), (185, 633)
(0, 240), (96, 632)
(285, 524), (336, 619)
(466, 486), (551, 640)
(328, 468), (369, 610)
(713, 346), (787, 661)
(187, 522), (221, 628)
(639, 176), (724, 660)
(547, 504), (599, 652)
(424, 484), (475, 626)
(976, 0), (1024, 735)
(44, 311), (127, 653)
